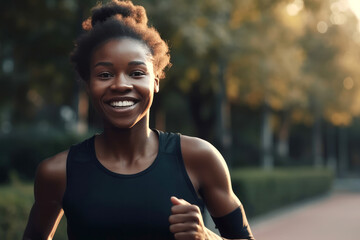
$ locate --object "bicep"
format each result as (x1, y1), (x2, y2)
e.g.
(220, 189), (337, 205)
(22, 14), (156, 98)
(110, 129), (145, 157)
(200, 165), (241, 218)
(181, 136), (240, 216)
(197, 146), (240, 217)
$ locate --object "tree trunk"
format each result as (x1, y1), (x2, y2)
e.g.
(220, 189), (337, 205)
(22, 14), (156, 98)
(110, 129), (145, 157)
(261, 102), (273, 170)
(276, 111), (290, 159)
(338, 126), (348, 177)
(74, 0), (86, 134)
(77, 90), (89, 134)
(326, 123), (337, 172)
(215, 59), (232, 166)
(312, 111), (323, 167)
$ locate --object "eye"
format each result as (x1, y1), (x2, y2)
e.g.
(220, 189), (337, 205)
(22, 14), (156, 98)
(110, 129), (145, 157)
(97, 72), (113, 80)
(130, 70), (146, 78)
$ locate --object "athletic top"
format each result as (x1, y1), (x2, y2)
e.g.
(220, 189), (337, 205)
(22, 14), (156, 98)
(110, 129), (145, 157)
(62, 130), (204, 240)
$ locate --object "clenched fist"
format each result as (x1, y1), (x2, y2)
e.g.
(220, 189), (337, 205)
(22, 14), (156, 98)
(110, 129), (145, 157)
(169, 196), (208, 240)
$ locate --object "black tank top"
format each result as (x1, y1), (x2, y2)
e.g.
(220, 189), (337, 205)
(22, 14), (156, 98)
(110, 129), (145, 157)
(62, 130), (204, 240)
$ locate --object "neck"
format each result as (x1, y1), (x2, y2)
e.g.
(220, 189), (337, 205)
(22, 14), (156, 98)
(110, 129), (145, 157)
(97, 115), (155, 163)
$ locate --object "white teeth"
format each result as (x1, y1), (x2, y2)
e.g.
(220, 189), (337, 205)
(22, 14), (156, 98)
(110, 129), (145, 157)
(110, 100), (135, 107)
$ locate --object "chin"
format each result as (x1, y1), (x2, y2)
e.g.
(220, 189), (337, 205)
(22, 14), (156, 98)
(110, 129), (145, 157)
(103, 117), (146, 130)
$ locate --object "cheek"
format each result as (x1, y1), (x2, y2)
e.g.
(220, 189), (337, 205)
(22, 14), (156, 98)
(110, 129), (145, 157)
(88, 81), (104, 96)
(137, 79), (154, 93)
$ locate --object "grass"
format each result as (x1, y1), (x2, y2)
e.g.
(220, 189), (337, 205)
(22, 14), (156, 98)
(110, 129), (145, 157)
(0, 175), (67, 240)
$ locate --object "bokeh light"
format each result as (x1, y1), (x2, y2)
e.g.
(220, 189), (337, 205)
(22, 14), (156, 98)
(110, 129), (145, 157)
(343, 77), (354, 90)
(317, 21), (328, 33)
(286, 0), (304, 16)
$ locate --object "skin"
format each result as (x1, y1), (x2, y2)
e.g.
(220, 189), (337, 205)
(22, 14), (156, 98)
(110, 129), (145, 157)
(23, 38), (252, 240)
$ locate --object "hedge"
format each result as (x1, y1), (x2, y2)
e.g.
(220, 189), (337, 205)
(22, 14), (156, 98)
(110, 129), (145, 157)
(0, 182), (33, 240)
(231, 167), (334, 218)
(0, 129), (90, 182)
(0, 179), (67, 240)
(0, 167), (333, 239)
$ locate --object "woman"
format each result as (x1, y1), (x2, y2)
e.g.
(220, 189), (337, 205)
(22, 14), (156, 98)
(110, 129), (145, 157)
(23, 1), (254, 239)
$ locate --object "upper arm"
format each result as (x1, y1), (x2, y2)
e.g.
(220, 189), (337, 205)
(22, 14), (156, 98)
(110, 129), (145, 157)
(23, 150), (68, 240)
(180, 136), (240, 217)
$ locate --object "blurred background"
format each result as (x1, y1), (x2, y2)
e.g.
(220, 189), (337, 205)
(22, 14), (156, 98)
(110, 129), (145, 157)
(1, 0), (360, 239)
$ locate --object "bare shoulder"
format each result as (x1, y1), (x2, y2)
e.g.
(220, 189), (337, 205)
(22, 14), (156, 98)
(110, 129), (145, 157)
(34, 150), (68, 203)
(180, 135), (229, 176)
(36, 150), (68, 182)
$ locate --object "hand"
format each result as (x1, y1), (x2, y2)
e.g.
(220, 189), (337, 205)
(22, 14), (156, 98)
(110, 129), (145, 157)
(169, 196), (207, 240)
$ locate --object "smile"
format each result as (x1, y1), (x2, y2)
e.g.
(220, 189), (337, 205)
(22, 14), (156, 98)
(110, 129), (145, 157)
(109, 100), (136, 108)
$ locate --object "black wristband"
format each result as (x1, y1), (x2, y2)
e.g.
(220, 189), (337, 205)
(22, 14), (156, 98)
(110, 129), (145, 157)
(211, 205), (255, 239)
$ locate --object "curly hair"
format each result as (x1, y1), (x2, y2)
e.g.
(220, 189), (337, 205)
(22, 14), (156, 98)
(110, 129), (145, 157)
(71, 0), (171, 82)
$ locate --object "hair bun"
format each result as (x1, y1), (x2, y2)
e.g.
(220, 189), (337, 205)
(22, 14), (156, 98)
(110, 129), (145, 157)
(83, 0), (148, 31)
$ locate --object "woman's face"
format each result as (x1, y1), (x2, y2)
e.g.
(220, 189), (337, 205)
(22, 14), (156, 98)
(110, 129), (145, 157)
(88, 38), (159, 129)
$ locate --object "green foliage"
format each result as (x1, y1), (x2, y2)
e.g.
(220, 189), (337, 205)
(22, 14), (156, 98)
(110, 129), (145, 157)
(0, 129), (89, 182)
(2, 0), (360, 171)
(0, 182), (33, 240)
(0, 180), (67, 240)
(0, 0), (98, 125)
(231, 167), (334, 218)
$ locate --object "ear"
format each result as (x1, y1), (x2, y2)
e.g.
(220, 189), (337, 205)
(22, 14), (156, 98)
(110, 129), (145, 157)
(154, 76), (160, 93)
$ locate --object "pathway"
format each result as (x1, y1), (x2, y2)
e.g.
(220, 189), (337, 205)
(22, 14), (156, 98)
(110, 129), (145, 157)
(249, 178), (360, 240)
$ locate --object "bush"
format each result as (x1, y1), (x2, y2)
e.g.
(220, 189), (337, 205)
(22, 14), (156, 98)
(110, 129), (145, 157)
(0, 128), (90, 182)
(231, 167), (334, 218)
(0, 182), (33, 240)
(0, 179), (67, 240)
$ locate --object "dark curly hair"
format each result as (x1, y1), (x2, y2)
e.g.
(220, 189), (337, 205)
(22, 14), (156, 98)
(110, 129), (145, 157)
(70, 0), (171, 82)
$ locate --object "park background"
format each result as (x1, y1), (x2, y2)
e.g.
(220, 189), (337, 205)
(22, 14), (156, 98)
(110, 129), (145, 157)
(1, 0), (360, 239)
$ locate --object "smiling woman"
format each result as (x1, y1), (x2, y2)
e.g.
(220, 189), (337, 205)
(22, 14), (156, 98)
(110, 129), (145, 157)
(88, 39), (159, 129)
(22, 1), (254, 240)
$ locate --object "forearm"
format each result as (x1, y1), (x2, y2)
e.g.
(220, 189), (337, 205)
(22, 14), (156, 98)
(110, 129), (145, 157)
(23, 227), (43, 240)
(23, 205), (41, 240)
(23, 220), (49, 240)
(23, 203), (63, 240)
(23, 227), (54, 240)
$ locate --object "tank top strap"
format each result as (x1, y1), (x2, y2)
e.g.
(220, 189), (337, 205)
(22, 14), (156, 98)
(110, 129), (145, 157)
(67, 136), (94, 163)
(153, 129), (181, 155)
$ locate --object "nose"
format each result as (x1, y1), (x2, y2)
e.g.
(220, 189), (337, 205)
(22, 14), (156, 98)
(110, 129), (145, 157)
(110, 73), (133, 92)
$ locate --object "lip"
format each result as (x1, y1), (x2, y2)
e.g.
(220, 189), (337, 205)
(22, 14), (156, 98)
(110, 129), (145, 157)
(105, 96), (139, 103)
(103, 96), (139, 114)
(104, 101), (137, 114)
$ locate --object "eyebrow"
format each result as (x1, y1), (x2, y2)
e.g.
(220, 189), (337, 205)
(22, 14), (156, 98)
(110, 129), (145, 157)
(93, 62), (113, 68)
(93, 61), (146, 68)
(128, 61), (146, 66)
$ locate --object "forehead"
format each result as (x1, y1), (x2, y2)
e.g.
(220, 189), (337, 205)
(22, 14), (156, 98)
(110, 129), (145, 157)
(91, 38), (153, 64)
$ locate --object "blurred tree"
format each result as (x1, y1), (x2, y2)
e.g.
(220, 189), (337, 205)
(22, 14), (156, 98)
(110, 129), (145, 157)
(139, 0), (360, 170)
(226, 0), (360, 169)
(0, 0), (77, 127)
(0, 0), (99, 132)
(300, 0), (360, 170)
(1, 0), (360, 173)
(224, 0), (307, 169)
